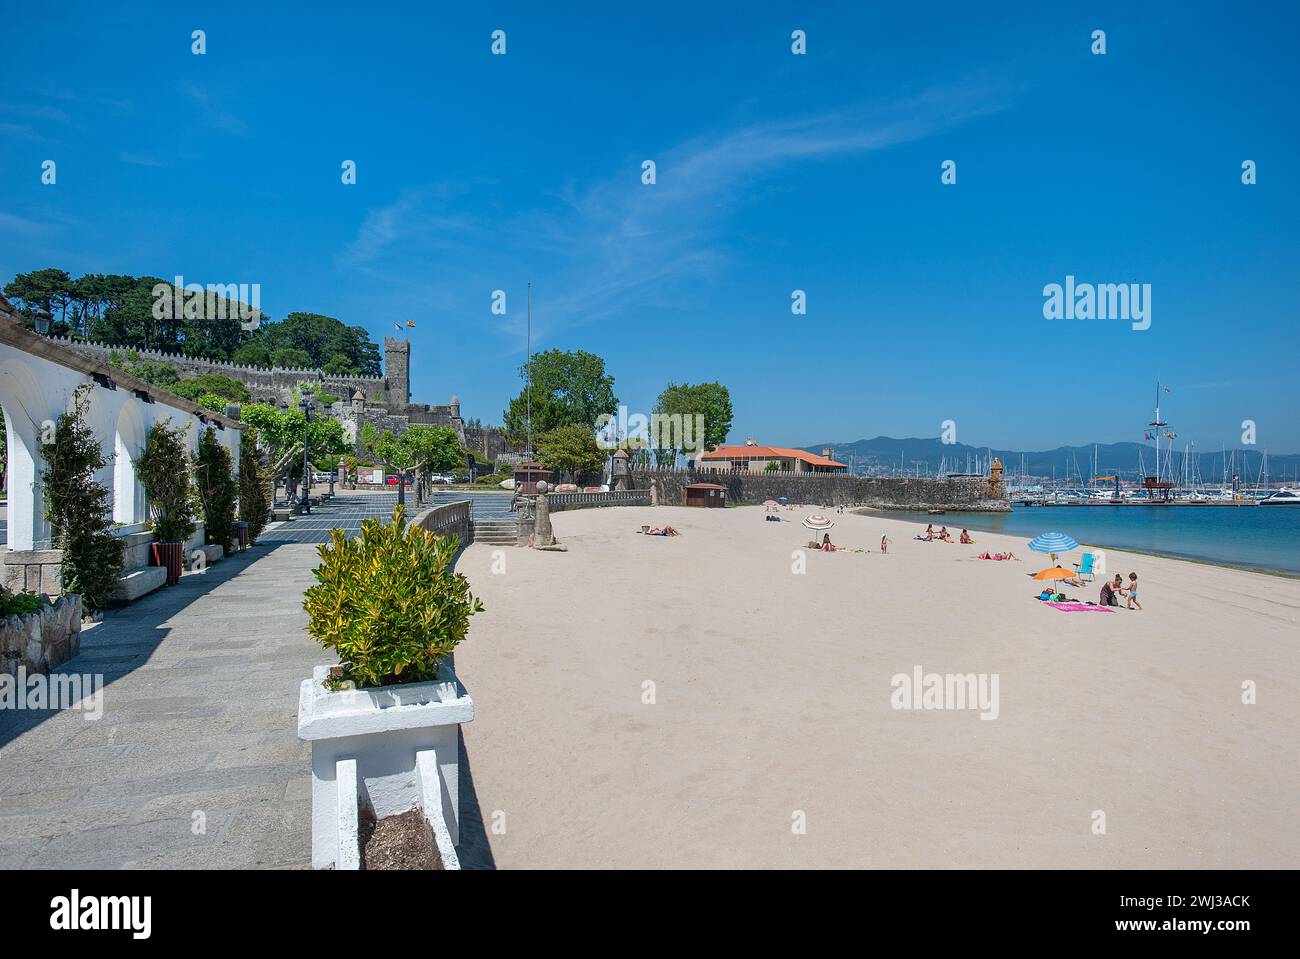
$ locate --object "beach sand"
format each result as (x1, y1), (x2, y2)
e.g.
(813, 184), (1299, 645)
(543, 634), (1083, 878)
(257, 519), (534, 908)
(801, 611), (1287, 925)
(453, 505), (1300, 868)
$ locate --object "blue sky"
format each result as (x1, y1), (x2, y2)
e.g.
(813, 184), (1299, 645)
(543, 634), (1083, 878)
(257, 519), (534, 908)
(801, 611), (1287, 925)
(2, 1), (1297, 451)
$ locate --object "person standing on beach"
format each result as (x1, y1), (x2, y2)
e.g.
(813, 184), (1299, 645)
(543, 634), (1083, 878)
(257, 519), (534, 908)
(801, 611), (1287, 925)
(1125, 572), (1142, 610)
(880, 533), (890, 554)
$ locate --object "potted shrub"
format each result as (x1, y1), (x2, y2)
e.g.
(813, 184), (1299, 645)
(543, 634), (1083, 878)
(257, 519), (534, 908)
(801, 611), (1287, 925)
(298, 504), (483, 869)
(237, 425), (272, 548)
(38, 385), (125, 610)
(194, 427), (238, 554)
(137, 419), (195, 585)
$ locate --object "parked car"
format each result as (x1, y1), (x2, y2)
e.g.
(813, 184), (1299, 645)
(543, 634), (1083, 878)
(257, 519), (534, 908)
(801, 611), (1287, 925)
(385, 475), (414, 486)
(429, 474), (452, 485)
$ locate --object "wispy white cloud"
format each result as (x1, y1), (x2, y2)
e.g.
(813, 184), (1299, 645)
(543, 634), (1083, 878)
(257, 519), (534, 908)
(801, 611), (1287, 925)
(0, 211), (54, 237)
(337, 79), (1008, 348)
(120, 151), (166, 167)
(0, 122), (43, 141)
(181, 83), (250, 137)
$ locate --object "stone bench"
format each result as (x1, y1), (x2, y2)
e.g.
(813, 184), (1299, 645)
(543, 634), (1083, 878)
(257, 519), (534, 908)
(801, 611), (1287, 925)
(187, 543), (225, 569)
(110, 566), (168, 604)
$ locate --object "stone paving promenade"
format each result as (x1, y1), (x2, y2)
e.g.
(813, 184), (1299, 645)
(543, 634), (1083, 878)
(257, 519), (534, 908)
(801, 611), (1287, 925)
(0, 493), (404, 869)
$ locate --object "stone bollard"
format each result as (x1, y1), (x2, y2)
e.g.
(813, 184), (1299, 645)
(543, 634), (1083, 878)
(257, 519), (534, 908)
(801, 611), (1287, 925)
(533, 482), (554, 547)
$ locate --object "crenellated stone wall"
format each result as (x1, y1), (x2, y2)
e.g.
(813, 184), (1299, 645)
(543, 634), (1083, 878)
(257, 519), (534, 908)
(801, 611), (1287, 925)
(40, 334), (521, 463)
(47, 337), (388, 408)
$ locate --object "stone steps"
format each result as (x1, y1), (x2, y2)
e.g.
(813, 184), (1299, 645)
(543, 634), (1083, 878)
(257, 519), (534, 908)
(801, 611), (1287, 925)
(472, 520), (516, 545)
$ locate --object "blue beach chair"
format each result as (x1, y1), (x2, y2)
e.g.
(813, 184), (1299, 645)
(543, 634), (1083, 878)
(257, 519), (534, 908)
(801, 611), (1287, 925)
(1073, 552), (1096, 583)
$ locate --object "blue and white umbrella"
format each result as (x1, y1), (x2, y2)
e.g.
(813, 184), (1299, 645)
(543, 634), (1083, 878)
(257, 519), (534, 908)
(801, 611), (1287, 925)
(1028, 531), (1078, 562)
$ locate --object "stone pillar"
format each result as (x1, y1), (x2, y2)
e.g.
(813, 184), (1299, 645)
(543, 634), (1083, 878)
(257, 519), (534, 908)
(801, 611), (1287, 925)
(533, 482), (554, 547)
(612, 448), (629, 491)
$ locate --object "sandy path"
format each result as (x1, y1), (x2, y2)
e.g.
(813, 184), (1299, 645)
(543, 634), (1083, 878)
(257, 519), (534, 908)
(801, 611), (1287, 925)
(453, 506), (1300, 868)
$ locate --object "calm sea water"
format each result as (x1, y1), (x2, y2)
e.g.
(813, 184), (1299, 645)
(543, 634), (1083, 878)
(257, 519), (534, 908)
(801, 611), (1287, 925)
(880, 505), (1300, 575)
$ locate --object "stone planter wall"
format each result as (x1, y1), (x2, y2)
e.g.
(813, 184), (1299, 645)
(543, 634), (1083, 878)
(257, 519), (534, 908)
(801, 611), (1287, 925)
(0, 548), (65, 596)
(0, 594), (83, 677)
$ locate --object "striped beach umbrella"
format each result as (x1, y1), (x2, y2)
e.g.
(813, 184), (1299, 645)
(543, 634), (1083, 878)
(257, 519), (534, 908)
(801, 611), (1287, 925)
(1028, 532), (1078, 553)
(1028, 531), (1077, 563)
(802, 514), (835, 531)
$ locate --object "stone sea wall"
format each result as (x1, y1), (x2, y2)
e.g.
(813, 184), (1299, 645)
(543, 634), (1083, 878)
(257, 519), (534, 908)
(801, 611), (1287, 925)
(633, 470), (1009, 512)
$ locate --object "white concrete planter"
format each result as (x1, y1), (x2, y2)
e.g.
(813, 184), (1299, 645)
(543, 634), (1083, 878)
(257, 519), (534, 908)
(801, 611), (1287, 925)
(298, 664), (473, 870)
(333, 750), (462, 870)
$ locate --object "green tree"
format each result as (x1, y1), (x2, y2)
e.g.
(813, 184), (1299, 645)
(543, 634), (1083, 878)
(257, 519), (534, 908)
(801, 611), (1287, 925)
(402, 425), (464, 475)
(231, 341), (272, 367)
(193, 427), (238, 552)
(502, 349), (618, 441)
(241, 403), (346, 483)
(537, 425), (605, 483)
(271, 347), (314, 369)
(95, 276), (182, 351)
(4, 268), (73, 327)
(323, 353), (356, 375)
(238, 426), (273, 542)
(137, 420), (196, 544)
(38, 385), (125, 609)
(243, 312), (381, 374)
(653, 381), (733, 461)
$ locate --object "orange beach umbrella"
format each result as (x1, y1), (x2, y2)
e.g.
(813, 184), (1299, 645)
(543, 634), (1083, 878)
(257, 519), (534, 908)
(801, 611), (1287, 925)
(1032, 566), (1074, 581)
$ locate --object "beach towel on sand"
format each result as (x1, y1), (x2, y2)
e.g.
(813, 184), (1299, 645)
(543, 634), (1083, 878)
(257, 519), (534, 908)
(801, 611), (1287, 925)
(1043, 601), (1113, 613)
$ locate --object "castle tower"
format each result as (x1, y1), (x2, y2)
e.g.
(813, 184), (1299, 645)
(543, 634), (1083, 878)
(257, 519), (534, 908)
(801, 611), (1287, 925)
(383, 337), (410, 407)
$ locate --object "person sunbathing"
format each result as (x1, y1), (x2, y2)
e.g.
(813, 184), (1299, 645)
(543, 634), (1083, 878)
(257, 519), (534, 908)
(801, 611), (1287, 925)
(959, 529), (974, 544)
(820, 533), (839, 552)
(937, 526), (953, 542)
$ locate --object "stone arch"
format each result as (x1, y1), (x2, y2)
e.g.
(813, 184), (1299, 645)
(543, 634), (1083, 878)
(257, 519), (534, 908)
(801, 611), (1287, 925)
(75, 382), (117, 510)
(114, 401), (146, 525)
(0, 355), (52, 549)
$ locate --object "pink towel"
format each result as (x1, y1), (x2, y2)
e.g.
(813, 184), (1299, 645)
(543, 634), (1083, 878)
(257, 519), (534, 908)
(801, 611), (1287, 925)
(1043, 601), (1113, 613)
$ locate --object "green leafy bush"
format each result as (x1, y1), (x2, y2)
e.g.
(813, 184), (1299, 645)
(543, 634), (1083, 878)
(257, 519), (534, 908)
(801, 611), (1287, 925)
(170, 373), (251, 405)
(39, 384), (125, 609)
(303, 505), (483, 689)
(138, 419), (196, 543)
(194, 427), (238, 551)
(1, 589), (50, 617)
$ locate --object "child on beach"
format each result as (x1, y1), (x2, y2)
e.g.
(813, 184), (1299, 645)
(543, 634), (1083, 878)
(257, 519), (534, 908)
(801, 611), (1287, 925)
(1125, 572), (1142, 609)
(880, 534), (890, 554)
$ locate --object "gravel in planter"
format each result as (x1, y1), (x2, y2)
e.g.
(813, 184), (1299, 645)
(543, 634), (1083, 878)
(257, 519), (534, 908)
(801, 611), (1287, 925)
(360, 808), (443, 870)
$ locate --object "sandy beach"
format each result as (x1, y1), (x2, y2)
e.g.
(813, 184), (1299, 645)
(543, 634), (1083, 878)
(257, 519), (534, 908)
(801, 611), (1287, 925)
(454, 505), (1300, 868)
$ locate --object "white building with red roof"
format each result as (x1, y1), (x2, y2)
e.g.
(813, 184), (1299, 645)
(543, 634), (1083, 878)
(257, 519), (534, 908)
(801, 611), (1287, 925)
(699, 441), (847, 474)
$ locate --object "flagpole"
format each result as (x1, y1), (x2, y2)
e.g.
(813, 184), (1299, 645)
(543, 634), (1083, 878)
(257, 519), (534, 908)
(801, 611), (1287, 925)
(526, 281), (533, 469)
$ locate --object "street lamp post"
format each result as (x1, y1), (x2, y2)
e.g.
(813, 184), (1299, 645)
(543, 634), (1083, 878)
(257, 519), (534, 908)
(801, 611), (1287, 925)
(299, 397), (314, 514)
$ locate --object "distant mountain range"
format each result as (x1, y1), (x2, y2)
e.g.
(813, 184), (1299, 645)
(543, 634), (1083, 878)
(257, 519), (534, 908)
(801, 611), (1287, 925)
(801, 437), (1300, 483)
